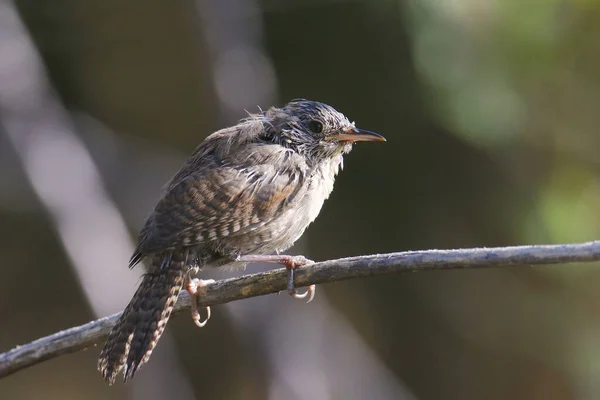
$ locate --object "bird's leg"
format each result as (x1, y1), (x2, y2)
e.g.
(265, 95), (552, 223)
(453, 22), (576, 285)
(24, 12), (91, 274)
(185, 277), (215, 327)
(236, 254), (316, 303)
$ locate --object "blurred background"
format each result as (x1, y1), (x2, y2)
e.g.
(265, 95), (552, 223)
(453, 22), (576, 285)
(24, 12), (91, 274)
(1, 0), (600, 399)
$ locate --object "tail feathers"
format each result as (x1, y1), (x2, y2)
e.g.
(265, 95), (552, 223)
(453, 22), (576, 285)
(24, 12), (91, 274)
(98, 251), (187, 384)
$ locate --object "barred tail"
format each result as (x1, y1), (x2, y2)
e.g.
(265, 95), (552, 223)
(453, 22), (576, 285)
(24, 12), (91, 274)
(98, 251), (187, 384)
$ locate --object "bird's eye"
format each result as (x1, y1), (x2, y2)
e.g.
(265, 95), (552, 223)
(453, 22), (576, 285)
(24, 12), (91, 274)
(308, 120), (324, 134)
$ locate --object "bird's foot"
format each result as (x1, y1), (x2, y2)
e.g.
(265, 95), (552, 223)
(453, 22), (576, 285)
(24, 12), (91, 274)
(236, 254), (316, 303)
(281, 256), (316, 303)
(185, 278), (215, 327)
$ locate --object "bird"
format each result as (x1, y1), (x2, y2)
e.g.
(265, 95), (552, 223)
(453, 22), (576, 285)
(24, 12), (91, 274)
(97, 99), (386, 384)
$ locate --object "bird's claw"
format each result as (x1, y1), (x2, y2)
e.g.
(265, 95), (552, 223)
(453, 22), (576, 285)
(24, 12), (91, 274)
(285, 257), (316, 303)
(192, 305), (211, 328)
(289, 284), (316, 303)
(186, 278), (215, 328)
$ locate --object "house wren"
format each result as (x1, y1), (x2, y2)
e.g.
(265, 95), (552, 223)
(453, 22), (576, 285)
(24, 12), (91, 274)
(98, 99), (385, 384)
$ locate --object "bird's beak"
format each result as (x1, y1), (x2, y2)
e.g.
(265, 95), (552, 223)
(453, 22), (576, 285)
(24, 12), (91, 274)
(329, 127), (387, 143)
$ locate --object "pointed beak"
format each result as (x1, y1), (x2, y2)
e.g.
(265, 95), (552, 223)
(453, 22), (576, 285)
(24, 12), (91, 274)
(329, 127), (387, 143)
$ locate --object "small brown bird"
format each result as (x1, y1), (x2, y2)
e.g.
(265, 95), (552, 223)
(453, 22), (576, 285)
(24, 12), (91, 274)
(97, 99), (385, 384)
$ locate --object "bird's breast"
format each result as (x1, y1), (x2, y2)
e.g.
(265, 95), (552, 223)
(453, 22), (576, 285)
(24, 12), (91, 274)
(258, 156), (341, 253)
(215, 154), (342, 257)
(302, 158), (339, 223)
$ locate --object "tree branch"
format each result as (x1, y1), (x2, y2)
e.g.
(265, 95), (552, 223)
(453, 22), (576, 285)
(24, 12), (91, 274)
(2, 240), (600, 379)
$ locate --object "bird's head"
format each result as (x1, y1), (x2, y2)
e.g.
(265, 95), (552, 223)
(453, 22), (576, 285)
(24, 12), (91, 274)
(264, 99), (385, 164)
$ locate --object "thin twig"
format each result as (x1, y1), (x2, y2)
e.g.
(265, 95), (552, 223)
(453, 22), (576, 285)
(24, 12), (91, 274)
(2, 240), (600, 379)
